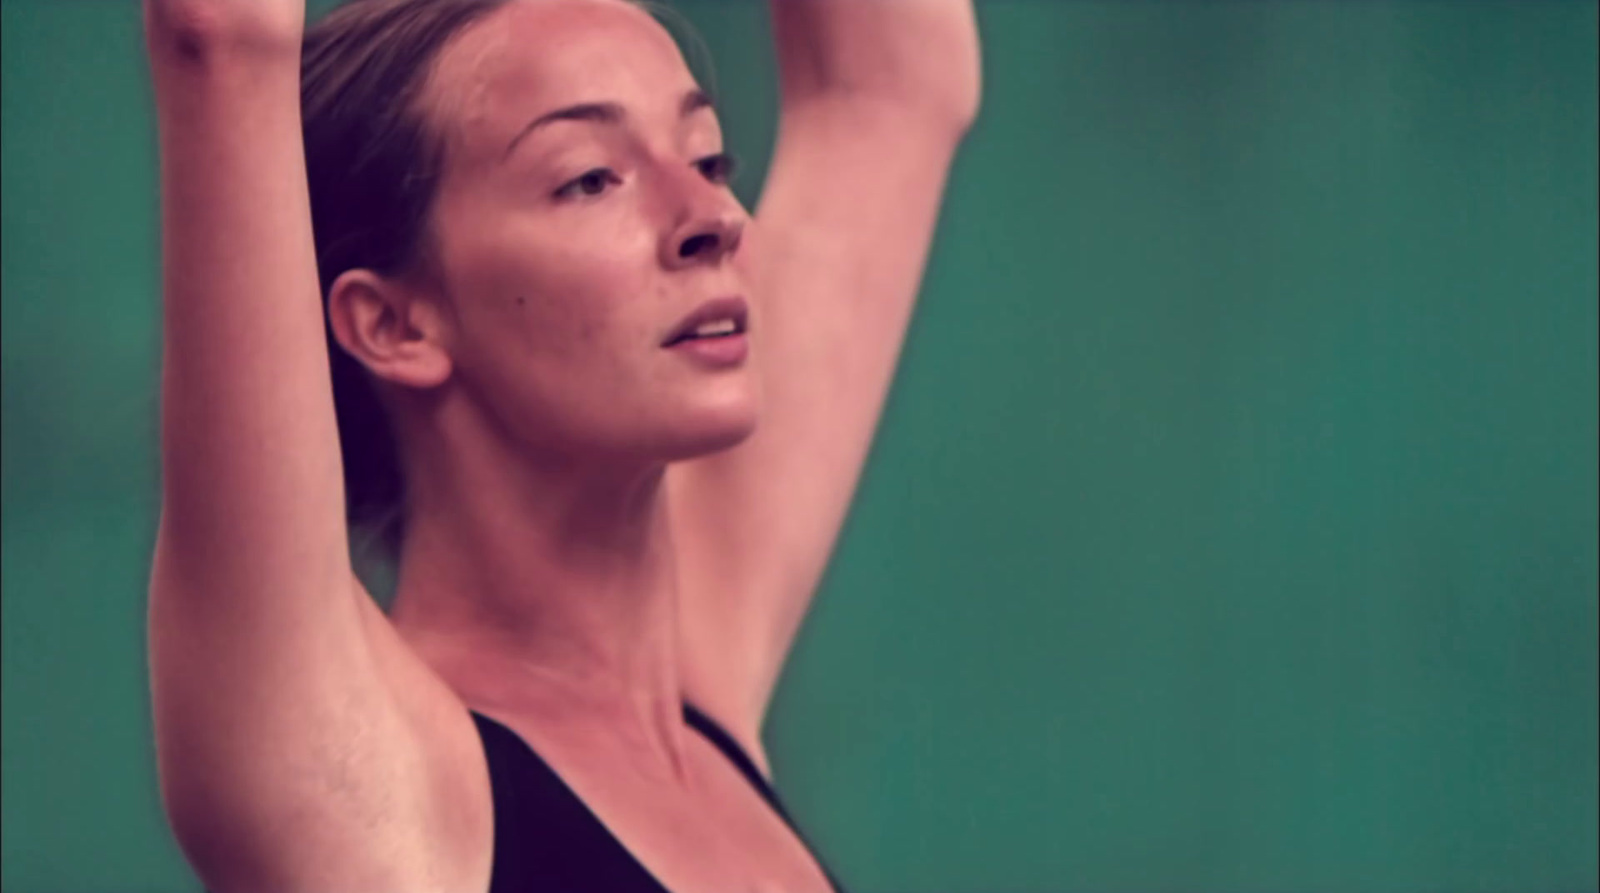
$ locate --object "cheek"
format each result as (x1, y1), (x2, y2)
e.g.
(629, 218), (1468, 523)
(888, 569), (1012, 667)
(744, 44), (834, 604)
(453, 236), (654, 370)
(429, 184), (665, 377)
(509, 288), (607, 356)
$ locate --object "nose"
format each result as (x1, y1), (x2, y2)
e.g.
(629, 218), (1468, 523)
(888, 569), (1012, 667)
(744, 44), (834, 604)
(674, 221), (740, 264)
(662, 174), (745, 270)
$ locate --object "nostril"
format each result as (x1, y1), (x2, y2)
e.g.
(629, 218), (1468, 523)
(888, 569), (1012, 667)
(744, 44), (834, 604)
(678, 233), (718, 258)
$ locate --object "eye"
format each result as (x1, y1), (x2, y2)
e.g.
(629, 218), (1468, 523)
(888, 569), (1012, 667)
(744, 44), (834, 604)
(695, 152), (739, 185)
(555, 168), (620, 199)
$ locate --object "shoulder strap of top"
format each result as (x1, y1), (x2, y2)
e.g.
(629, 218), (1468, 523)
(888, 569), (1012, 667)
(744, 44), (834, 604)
(680, 702), (792, 823)
(680, 703), (848, 893)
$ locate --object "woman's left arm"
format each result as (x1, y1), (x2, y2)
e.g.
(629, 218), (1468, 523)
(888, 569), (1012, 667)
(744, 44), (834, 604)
(670, 0), (980, 765)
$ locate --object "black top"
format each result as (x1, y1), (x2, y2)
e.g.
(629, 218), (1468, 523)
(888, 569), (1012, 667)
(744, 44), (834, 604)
(471, 704), (847, 892)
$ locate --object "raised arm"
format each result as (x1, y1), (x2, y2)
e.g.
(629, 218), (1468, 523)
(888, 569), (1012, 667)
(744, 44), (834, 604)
(669, 0), (981, 764)
(143, 4), (475, 888)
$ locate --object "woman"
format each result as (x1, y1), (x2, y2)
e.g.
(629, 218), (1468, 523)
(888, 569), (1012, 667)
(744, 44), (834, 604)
(143, 0), (979, 888)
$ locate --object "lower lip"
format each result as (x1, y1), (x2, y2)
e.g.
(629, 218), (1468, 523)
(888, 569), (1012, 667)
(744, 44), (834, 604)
(666, 333), (748, 367)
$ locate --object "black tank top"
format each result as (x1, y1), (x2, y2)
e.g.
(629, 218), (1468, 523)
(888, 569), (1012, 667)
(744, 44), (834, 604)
(471, 704), (847, 892)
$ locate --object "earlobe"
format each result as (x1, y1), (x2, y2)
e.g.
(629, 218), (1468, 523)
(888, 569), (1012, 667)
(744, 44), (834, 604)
(327, 269), (453, 389)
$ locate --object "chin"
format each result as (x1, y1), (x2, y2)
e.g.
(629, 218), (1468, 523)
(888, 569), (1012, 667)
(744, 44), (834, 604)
(654, 382), (760, 461)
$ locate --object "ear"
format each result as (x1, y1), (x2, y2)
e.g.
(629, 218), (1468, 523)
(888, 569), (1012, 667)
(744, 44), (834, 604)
(327, 268), (453, 389)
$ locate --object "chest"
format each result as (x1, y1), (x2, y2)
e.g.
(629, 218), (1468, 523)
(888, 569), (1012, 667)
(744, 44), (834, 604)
(474, 712), (836, 893)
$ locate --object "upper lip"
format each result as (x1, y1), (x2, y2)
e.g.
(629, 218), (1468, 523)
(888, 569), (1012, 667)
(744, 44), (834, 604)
(662, 296), (749, 346)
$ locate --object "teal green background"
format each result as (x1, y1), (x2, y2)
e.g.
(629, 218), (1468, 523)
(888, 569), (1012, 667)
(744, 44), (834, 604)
(3, 1), (1596, 890)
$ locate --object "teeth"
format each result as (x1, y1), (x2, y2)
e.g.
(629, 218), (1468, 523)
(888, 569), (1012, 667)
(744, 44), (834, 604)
(691, 318), (738, 337)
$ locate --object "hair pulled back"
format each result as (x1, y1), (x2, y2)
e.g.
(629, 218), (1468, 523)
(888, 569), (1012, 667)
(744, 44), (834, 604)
(301, 0), (510, 560)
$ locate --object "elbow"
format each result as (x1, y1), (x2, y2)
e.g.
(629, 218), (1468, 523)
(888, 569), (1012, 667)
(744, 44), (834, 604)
(772, 2), (983, 137)
(144, 0), (301, 69)
(939, 34), (984, 135)
(891, 8), (985, 135)
(892, 61), (981, 136)
(816, 57), (983, 137)
(942, 77), (982, 137)
(783, 77), (982, 143)
(898, 78), (984, 140)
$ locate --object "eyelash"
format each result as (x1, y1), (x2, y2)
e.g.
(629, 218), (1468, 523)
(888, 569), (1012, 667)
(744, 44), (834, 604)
(555, 152), (740, 199)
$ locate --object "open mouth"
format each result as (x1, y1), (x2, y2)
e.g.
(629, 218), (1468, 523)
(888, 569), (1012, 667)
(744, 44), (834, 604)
(663, 296), (750, 347)
(665, 317), (745, 346)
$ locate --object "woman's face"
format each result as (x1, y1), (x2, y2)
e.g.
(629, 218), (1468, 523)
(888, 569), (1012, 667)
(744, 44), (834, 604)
(416, 0), (758, 464)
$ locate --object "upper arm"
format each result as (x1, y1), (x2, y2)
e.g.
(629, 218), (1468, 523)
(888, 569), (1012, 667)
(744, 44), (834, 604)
(670, 95), (973, 753)
(144, 34), (486, 890)
(148, 567), (471, 890)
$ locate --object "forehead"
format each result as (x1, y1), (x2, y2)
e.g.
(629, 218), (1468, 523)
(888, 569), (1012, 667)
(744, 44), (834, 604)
(425, 0), (703, 163)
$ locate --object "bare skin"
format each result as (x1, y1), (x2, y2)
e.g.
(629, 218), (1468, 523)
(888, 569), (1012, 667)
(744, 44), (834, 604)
(144, 0), (979, 890)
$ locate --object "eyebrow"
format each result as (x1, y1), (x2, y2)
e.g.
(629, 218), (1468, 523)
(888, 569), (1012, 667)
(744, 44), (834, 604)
(502, 88), (716, 161)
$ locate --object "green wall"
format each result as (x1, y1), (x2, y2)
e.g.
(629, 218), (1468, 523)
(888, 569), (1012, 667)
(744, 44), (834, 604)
(3, 1), (1595, 890)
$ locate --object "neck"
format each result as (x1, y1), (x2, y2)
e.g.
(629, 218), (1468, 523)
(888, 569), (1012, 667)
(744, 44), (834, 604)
(387, 405), (689, 777)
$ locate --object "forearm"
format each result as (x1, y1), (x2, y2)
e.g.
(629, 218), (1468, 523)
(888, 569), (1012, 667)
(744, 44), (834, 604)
(767, 0), (981, 125)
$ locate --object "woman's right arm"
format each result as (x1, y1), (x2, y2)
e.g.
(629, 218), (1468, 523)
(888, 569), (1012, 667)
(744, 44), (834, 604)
(144, 4), (481, 889)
